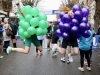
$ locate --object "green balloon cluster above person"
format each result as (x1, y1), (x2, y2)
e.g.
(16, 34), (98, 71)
(17, 5), (48, 39)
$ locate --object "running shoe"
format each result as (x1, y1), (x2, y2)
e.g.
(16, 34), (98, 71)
(61, 57), (66, 62)
(78, 67), (84, 72)
(67, 59), (70, 64)
(86, 67), (91, 71)
(6, 46), (12, 54)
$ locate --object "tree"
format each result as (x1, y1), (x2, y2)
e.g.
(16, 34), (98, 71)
(56, 0), (78, 19)
(21, 0), (41, 7)
(2, 0), (12, 17)
(94, 0), (100, 32)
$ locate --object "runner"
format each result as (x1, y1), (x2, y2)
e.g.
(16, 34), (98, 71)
(6, 3), (42, 54)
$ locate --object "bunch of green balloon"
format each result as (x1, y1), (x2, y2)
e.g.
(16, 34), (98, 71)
(17, 5), (48, 39)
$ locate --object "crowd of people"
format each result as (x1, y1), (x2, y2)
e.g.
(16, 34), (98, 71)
(0, 3), (100, 72)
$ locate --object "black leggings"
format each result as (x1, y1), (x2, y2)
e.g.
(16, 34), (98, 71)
(3, 41), (10, 49)
(36, 40), (42, 53)
(80, 49), (91, 67)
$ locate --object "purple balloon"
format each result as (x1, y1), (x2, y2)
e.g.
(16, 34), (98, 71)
(62, 32), (70, 39)
(63, 23), (71, 32)
(82, 17), (88, 23)
(60, 12), (65, 19)
(87, 23), (91, 30)
(82, 8), (89, 17)
(56, 29), (63, 36)
(57, 19), (61, 25)
(72, 5), (82, 12)
(79, 22), (87, 32)
(82, 30), (90, 38)
(74, 11), (82, 21)
(62, 14), (72, 23)
(71, 18), (79, 26)
(71, 26), (79, 35)
(58, 22), (64, 30)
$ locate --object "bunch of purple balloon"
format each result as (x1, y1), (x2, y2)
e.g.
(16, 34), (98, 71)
(56, 4), (91, 39)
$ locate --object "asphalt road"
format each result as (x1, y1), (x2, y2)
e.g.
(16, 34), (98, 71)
(0, 39), (100, 75)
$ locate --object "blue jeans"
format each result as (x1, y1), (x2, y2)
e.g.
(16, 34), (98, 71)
(3, 41), (10, 49)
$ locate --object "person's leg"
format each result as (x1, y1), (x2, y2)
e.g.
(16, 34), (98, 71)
(0, 39), (3, 58)
(11, 35), (17, 48)
(3, 41), (6, 49)
(36, 40), (42, 56)
(73, 47), (79, 55)
(67, 45), (73, 62)
(32, 35), (43, 52)
(85, 50), (91, 71)
(89, 46), (92, 61)
(51, 35), (59, 56)
(7, 37), (32, 54)
(47, 39), (51, 50)
(6, 41), (10, 49)
(39, 40), (43, 55)
(78, 49), (84, 72)
(58, 39), (68, 62)
(36, 48), (38, 56)
(71, 38), (79, 55)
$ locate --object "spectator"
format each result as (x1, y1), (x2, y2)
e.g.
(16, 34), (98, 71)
(3, 19), (12, 52)
(9, 19), (18, 48)
(46, 21), (52, 51)
(36, 36), (44, 56)
(0, 18), (3, 58)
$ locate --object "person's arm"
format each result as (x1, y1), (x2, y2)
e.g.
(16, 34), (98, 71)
(16, 3), (25, 17)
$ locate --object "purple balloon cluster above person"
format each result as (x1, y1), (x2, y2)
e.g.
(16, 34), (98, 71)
(56, 4), (91, 39)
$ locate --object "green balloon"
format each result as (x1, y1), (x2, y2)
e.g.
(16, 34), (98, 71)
(39, 13), (47, 21)
(27, 26), (36, 35)
(36, 28), (43, 36)
(20, 36), (26, 40)
(42, 28), (48, 35)
(31, 7), (39, 17)
(18, 28), (24, 36)
(24, 31), (29, 37)
(22, 22), (30, 30)
(24, 5), (32, 14)
(25, 14), (32, 23)
(36, 17), (40, 21)
(19, 20), (25, 26)
(18, 15), (24, 20)
(39, 20), (48, 29)
(30, 18), (39, 27)
(18, 26), (22, 30)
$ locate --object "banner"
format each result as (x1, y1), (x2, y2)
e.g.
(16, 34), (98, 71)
(92, 35), (99, 50)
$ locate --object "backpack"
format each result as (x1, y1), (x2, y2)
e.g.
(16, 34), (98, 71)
(10, 22), (18, 35)
(6, 28), (13, 36)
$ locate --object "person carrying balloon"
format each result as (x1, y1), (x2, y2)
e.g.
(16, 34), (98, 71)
(56, 5), (91, 62)
(56, 10), (79, 62)
(78, 25), (94, 72)
(6, 3), (48, 55)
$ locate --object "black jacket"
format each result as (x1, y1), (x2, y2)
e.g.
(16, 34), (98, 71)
(97, 28), (100, 35)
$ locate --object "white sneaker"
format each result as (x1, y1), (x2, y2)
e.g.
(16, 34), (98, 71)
(78, 67), (84, 72)
(68, 54), (73, 62)
(67, 59), (70, 64)
(61, 57), (66, 62)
